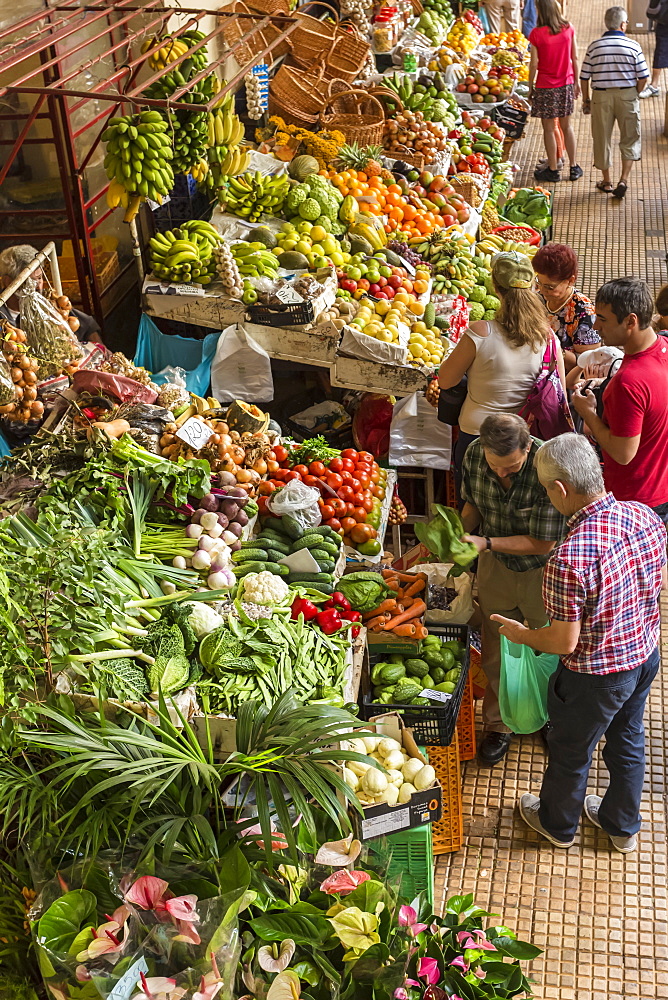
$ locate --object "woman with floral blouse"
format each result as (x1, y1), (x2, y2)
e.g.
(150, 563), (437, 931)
(531, 242), (600, 372)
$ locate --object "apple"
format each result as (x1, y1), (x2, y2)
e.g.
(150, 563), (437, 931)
(387, 274), (402, 289)
(442, 214), (456, 227)
(377, 276), (388, 287)
(340, 279), (357, 294)
(384, 286), (395, 299)
(368, 283), (381, 296)
(375, 291), (389, 299)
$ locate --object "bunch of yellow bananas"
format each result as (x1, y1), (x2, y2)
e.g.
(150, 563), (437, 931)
(203, 91), (250, 191)
(104, 111), (174, 223)
(148, 220), (222, 285)
(140, 30), (208, 72)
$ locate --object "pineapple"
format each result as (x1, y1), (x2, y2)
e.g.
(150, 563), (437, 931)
(335, 142), (386, 177)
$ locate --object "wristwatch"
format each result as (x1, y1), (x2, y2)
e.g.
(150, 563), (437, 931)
(484, 536), (492, 551)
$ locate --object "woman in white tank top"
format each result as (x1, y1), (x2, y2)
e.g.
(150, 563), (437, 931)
(438, 251), (566, 493)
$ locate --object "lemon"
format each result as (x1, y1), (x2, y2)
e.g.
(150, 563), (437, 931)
(310, 225), (327, 242)
(375, 300), (391, 315)
(294, 240), (312, 255)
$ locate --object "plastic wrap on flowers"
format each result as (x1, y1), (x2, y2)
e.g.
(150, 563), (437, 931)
(29, 870), (243, 1000)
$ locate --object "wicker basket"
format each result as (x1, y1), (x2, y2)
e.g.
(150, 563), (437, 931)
(287, 4), (369, 82)
(269, 64), (342, 127)
(245, 0), (293, 58)
(220, 1), (278, 66)
(450, 173), (481, 207)
(286, 2), (339, 66)
(321, 28), (370, 83)
(320, 88), (385, 145)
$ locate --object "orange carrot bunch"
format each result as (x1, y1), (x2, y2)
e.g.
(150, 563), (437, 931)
(361, 570), (429, 638)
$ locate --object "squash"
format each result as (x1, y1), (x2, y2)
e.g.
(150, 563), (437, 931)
(384, 784), (400, 806)
(361, 767), (388, 796)
(288, 154), (320, 181)
(398, 782), (415, 804)
(383, 749), (406, 770)
(339, 194), (358, 226)
(413, 764), (436, 791)
(378, 737), (402, 757)
(401, 757), (424, 783)
(226, 399), (269, 435)
(86, 418), (131, 441)
(342, 767), (359, 791)
(385, 768), (404, 787)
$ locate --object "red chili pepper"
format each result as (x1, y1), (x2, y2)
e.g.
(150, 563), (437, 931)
(315, 608), (342, 635)
(351, 624), (361, 638)
(325, 591), (352, 614)
(341, 609), (362, 623)
(291, 597), (319, 622)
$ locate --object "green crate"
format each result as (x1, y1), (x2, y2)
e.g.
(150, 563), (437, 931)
(369, 824), (434, 907)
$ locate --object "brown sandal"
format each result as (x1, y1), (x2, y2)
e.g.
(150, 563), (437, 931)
(596, 181), (613, 192)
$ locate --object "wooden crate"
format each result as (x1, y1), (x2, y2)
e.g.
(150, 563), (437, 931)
(332, 355), (429, 396)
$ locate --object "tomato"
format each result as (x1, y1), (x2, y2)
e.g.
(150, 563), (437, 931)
(361, 496), (374, 513)
(357, 473), (371, 489)
(325, 472), (343, 490)
(341, 471), (354, 485)
(353, 506), (368, 523)
(341, 448), (359, 461)
(258, 481), (276, 496)
(338, 485), (355, 502)
(257, 496), (271, 515)
(328, 457), (344, 473)
(292, 464), (309, 478)
(346, 502), (356, 516)
(309, 461), (326, 476)
(320, 503), (335, 520)
(341, 458), (355, 473)
(357, 451), (374, 464)
(303, 474), (322, 490)
(351, 522), (375, 544)
(324, 517), (343, 535)
(370, 469), (381, 484)
(371, 483), (385, 499)
(341, 516), (357, 534)
(273, 444), (288, 463)
(284, 470), (302, 482)
(351, 492), (364, 506)
(349, 478), (361, 492)
(330, 497), (347, 515)
(273, 468), (289, 481)
(355, 463), (372, 478)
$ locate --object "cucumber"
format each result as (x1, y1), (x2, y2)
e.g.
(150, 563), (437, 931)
(281, 514), (304, 540)
(291, 534), (326, 551)
(264, 548), (289, 565)
(241, 538), (269, 549)
(257, 534), (291, 553)
(315, 561), (336, 574)
(312, 525), (342, 543)
(263, 517), (292, 536)
(319, 541), (340, 557)
(264, 562), (290, 576)
(301, 581), (335, 595)
(310, 548), (333, 563)
(287, 572), (333, 583)
(232, 548), (268, 564)
(233, 561), (267, 576)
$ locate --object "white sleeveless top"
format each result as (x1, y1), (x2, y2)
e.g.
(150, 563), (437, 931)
(458, 320), (546, 435)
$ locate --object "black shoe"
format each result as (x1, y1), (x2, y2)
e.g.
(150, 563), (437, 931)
(569, 164), (583, 181)
(477, 731), (512, 765)
(534, 165), (561, 182)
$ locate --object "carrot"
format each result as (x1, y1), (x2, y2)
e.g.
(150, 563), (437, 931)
(384, 578), (400, 592)
(382, 568), (399, 579)
(381, 599), (427, 631)
(387, 570), (427, 583)
(369, 621), (389, 632)
(414, 625), (429, 640)
(364, 613), (391, 630)
(362, 599), (399, 619)
(396, 587), (405, 599)
(392, 623), (417, 637)
(403, 577), (426, 598)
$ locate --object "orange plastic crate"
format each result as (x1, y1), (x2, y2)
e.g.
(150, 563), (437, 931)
(469, 644), (487, 700)
(456, 671), (476, 762)
(427, 734), (463, 855)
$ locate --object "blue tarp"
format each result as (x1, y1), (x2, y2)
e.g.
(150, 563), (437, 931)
(0, 429), (12, 458)
(133, 314), (221, 397)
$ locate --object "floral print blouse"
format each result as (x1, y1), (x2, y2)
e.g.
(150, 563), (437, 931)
(543, 288), (600, 351)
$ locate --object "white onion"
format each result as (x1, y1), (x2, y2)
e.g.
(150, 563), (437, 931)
(192, 549), (212, 571)
(208, 571), (232, 590)
(185, 523), (203, 539)
(160, 580), (177, 595)
(172, 556), (187, 569)
(198, 535), (216, 552)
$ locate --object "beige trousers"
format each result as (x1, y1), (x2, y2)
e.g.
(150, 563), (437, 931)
(483, 0), (521, 33)
(477, 550), (548, 733)
(590, 87), (641, 171)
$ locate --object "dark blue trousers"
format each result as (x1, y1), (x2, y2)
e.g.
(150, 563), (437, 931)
(538, 649), (660, 842)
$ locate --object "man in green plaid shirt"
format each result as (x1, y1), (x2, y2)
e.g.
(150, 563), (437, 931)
(460, 413), (566, 765)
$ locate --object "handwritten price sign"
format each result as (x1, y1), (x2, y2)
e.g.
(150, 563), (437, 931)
(175, 417), (214, 451)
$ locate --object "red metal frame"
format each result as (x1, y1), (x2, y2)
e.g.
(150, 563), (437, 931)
(0, 0), (300, 322)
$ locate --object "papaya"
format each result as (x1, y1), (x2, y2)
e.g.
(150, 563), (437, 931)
(339, 195), (358, 225)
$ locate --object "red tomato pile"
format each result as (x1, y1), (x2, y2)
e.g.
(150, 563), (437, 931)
(257, 447), (388, 556)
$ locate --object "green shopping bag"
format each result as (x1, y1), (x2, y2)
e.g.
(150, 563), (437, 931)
(498, 635), (559, 734)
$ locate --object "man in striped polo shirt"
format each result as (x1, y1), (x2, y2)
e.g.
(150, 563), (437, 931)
(580, 6), (649, 199)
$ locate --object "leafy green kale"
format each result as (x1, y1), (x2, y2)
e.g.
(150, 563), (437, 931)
(99, 658), (149, 701)
(140, 619), (191, 695)
(415, 504), (478, 576)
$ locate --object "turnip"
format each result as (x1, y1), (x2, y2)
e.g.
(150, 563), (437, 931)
(230, 540), (241, 552)
(222, 530), (238, 545)
(200, 511), (219, 532)
(208, 570), (234, 590)
(208, 522), (223, 538)
(198, 535), (216, 552)
(185, 523), (203, 539)
(172, 556), (187, 569)
(192, 549), (212, 571)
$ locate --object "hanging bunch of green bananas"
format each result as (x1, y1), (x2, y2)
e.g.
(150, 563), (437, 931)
(104, 110), (174, 222)
(143, 64), (220, 178)
(231, 241), (281, 278)
(148, 220), (222, 285)
(202, 91), (250, 192)
(220, 171), (290, 222)
(141, 29), (209, 72)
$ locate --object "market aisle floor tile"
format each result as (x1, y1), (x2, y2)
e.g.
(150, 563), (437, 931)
(434, 8), (668, 989)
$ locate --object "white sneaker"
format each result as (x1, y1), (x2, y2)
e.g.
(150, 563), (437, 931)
(519, 793), (575, 847)
(583, 794), (637, 853)
(639, 85), (659, 98)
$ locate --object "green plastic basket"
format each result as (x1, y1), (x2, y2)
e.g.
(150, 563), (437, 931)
(369, 824), (434, 907)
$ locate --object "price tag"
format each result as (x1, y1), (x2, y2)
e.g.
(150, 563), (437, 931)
(275, 284), (304, 305)
(316, 321), (342, 339)
(175, 417), (214, 451)
(420, 688), (452, 703)
(148, 195), (170, 211)
(361, 806), (410, 839)
(107, 957), (149, 1000)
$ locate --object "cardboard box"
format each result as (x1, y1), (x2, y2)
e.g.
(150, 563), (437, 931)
(392, 543), (431, 572)
(350, 712), (442, 841)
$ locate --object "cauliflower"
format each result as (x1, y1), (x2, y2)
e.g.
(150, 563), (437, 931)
(188, 602), (225, 639)
(468, 285), (486, 304)
(241, 571), (290, 605)
(483, 294), (501, 312)
(468, 301), (485, 322)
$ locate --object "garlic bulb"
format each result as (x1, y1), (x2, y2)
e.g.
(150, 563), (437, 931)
(213, 241), (242, 296)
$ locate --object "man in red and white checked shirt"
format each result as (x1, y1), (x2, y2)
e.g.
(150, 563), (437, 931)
(492, 433), (666, 852)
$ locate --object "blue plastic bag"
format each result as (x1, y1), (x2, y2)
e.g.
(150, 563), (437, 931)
(498, 635), (559, 734)
(133, 314), (221, 396)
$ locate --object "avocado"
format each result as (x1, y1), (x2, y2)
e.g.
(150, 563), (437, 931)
(383, 248), (405, 268)
(348, 234), (374, 256)
(248, 227), (278, 249)
(277, 250), (310, 269)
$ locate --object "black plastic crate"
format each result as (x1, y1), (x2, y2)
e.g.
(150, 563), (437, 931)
(248, 300), (316, 327)
(360, 624), (470, 747)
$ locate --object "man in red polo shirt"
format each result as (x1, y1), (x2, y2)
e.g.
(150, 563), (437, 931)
(571, 276), (668, 523)
(492, 434), (666, 852)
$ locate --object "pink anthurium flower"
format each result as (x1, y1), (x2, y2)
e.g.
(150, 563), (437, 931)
(473, 967), (487, 979)
(76, 919), (126, 963)
(193, 955), (224, 1000)
(394, 989), (408, 999)
(242, 822), (288, 852)
(124, 876), (200, 944)
(398, 905), (427, 937)
(130, 973), (187, 1000)
(125, 876), (169, 910)
(405, 979), (419, 988)
(320, 870), (370, 895)
(75, 966), (92, 982)
(417, 958), (440, 984)
(449, 956), (469, 974)
(456, 929), (496, 951)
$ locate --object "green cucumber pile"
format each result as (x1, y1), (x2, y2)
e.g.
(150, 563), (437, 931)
(233, 515), (343, 594)
(370, 634), (466, 706)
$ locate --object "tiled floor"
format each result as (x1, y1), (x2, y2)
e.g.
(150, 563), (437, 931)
(433, 5), (668, 997)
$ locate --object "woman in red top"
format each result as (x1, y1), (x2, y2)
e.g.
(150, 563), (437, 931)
(529, 0), (582, 183)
